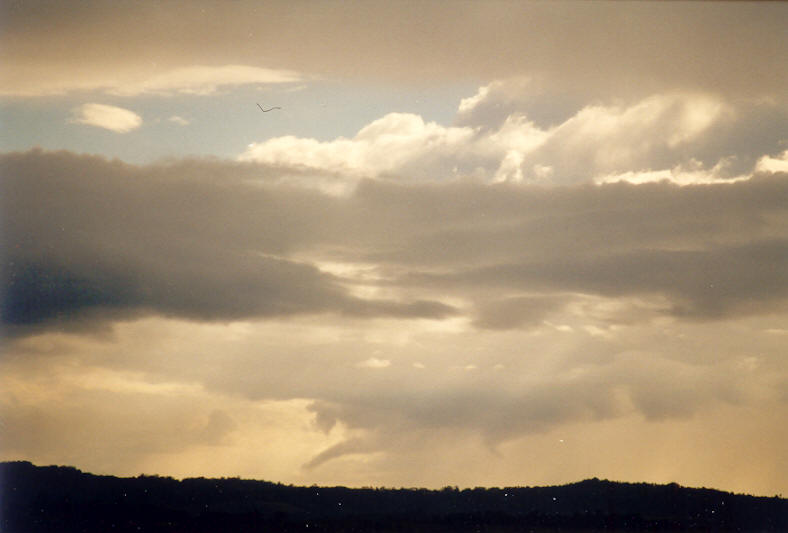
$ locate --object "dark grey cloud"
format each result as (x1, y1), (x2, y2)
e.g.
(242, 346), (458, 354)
(3, 150), (787, 337)
(348, 173), (787, 259)
(410, 239), (788, 321)
(348, 176), (788, 322)
(0, 150), (455, 335)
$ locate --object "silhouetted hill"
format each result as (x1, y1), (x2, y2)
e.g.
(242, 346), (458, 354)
(1, 461), (785, 532)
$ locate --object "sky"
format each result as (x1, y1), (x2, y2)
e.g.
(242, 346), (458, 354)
(1, 0), (787, 496)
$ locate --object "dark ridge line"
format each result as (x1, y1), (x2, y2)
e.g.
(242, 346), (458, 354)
(2, 461), (785, 533)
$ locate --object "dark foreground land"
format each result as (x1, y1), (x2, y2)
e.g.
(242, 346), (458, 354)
(1, 461), (786, 532)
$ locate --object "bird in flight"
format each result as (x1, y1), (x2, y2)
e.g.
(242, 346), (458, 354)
(257, 103), (282, 112)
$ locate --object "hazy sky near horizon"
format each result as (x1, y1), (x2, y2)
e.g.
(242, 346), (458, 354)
(1, 1), (787, 496)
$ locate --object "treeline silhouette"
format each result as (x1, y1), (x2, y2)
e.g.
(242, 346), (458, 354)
(1, 461), (785, 532)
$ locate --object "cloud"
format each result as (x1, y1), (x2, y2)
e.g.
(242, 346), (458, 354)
(0, 63), (302, 98)
(3, 297), (785, 491)
(69, 103), (142, 133)
(3, 1), (788, 496)
(356, 357), (391, 369)
(405, 237), (788, 321)
(593, 159), (750, 186)
(240, 92), (773, 187)
(1, 150), (786, 473)
(2, 2), (785, 98)
(756, 150), (788, 174)
(471, 295), (566, 330)
(0, 355), (344, 480)
(298, 345), (756, 468)
(0, 377), (237, 465)
(240, 113), (477, 182)
(457, 79), (788, 182)
(3, 149), (787, 339)
(0, 150), (459, 336)
(489, 93), (732, 184)
(168, 115), (190, 126)
(107, 65), (302, 97)
(303, 437), (369, 470)
(457, 76), (586, 129)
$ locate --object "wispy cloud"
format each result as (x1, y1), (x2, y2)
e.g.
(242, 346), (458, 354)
(167, 115), (190, 126)
(356, 358), (391, 369)
(70, 103), (142, 133)
(107, 65), (302, 97)
(0, 62), (303, 98)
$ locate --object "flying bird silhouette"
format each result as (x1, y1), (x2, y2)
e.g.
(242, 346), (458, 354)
(257, 103), (282, 112)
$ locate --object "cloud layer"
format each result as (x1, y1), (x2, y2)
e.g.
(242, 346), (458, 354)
(2, 147), (787, 493)
(2, 1), (785, 97)
(3, 149), (786, 335)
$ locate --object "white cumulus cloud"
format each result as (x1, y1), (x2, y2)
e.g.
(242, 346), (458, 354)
(240, 91), (739, 187)
(70, 103), (142, 133)
(240, 113), (477, 181)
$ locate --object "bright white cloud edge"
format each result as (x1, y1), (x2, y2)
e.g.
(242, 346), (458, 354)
(240, 90), (757, 189)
